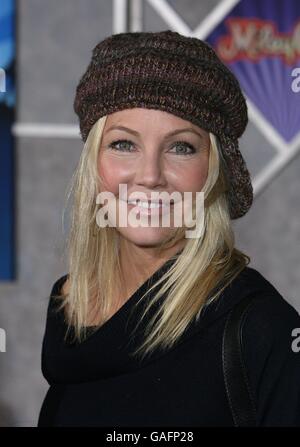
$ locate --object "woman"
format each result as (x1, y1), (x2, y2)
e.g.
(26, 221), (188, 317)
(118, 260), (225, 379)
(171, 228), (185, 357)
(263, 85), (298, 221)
(37, 30), (300, 427)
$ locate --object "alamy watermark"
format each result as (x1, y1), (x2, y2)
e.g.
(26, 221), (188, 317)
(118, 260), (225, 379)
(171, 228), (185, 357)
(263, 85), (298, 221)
(0, 328), (6, 352)
(291, 67), (300, 92)
(95, 184), (204, 239)
(291, 328), (300, 353)
(0, 68), (6, 93)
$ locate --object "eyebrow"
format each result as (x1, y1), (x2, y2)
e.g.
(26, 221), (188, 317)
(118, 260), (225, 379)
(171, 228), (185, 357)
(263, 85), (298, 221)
(105, 125), (204, 139)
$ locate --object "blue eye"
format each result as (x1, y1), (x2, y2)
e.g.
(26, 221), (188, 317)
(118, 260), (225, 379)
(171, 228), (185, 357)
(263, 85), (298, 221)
(107, 139), (196, 155)
(170, 141), (196, 156)
(108, 139), (134, 152)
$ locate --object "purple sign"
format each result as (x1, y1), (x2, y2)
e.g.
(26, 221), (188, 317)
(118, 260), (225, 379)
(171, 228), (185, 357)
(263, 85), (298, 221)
(206, 0), (300, 143)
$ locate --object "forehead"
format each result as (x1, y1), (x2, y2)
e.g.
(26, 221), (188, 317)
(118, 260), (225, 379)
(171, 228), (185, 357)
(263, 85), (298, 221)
(104, 108), (204, 134)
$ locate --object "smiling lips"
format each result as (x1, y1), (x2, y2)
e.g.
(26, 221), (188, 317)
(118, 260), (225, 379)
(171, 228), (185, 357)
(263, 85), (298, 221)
(119, 198), (174, 216)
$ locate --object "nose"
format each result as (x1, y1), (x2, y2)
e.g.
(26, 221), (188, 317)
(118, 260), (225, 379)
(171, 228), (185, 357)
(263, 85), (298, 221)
(134, 150), (167, 189)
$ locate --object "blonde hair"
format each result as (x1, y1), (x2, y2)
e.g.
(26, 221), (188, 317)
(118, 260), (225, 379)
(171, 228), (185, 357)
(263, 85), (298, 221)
(54, 114), (250, 360)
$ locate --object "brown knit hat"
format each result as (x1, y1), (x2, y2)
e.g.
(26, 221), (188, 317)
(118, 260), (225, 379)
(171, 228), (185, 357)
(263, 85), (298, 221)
(73, 30), (253, 219)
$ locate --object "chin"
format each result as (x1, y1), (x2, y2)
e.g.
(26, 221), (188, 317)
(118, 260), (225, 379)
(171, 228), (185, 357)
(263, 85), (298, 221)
(117, 227), (174, 248)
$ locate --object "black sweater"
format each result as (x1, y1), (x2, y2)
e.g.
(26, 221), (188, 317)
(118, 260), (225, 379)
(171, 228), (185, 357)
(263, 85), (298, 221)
(37, 260), (300, 427)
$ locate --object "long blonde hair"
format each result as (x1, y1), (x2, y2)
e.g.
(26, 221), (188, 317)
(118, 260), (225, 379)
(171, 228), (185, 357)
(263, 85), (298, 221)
(54, 114), (250, 360)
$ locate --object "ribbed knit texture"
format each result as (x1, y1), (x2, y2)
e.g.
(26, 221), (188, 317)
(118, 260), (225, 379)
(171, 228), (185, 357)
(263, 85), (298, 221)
(73, 30), (253, 219)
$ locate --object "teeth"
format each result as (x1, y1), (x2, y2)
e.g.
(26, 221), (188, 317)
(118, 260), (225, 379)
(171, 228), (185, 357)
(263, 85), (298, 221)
(127, 200), (166, 208)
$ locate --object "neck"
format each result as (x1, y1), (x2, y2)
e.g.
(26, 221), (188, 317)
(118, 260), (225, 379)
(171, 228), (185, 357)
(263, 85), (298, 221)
(118, 238), (185, 297)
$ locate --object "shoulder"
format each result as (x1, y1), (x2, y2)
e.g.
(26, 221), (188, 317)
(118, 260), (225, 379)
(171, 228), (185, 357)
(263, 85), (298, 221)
(51, 274), (69, 296)
(224, 266), (298, 320)
(238, 266), (300, 338)
(237, 268), (300, 425)
(229, 265), (287, 298)
(46, 273), (69, 317)
(231, 265), (300, 352)
(221, 265), (300, 381)
(242, 286), (300, 367)
(203, 265), (297, 325)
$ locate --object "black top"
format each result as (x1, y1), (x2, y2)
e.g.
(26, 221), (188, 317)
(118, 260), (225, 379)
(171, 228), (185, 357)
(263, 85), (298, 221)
(37, 259), (300, 427)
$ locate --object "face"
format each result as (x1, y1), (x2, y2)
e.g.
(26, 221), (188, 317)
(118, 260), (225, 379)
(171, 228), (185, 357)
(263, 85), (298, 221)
(97, 108), (210, 250)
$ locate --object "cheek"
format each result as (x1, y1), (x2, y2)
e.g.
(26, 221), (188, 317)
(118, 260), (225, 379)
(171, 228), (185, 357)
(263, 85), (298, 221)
(173, 158), (209, 192)
(98, 155), (128, 193)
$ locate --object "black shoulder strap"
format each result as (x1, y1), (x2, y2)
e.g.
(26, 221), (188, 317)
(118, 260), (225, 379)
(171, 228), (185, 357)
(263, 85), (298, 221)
(222, 293), (258, 427)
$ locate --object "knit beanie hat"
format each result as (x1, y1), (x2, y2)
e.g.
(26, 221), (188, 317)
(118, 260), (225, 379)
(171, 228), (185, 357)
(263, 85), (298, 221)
(73, 30), (253, 220)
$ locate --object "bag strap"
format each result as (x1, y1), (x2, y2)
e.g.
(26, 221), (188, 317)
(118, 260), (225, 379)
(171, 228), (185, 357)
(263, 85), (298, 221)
(222, 293), (258, 427)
